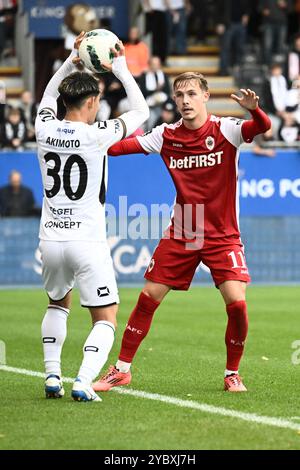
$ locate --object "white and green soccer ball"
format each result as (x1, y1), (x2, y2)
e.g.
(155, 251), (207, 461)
(79, 29), (120, 73)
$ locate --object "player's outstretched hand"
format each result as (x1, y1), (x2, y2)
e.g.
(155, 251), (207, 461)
(101, 40), (125, 72)
(231, 88), (259, 110)
(72, 31), (85, 67)
(74, 31), (85, 50)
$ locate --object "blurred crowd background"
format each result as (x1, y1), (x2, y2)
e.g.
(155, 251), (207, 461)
(1, 1), (300, 148)
(0, 0), (299, 217)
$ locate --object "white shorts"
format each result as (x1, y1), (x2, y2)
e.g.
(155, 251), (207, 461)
(39, 240), (119, 307)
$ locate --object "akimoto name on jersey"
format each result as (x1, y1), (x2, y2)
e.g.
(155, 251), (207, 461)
(169, 151), (223, 169)
(46, 136), (80, 148)
(36, 94), (126, 242)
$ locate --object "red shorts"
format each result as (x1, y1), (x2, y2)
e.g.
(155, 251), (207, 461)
(144, 237), (251, 290)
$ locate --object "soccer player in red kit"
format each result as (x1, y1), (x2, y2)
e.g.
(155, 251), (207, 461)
(93, 72), (271, 393)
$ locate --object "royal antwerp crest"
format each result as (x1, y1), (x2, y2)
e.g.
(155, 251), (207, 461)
(205, 136), (215, 151)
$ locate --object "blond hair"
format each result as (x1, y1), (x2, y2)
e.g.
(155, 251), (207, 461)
(173, 72), (209, 92)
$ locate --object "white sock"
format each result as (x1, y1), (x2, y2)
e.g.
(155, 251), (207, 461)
(116, 360), (131, 373)
(225, 369), (238, 377)
(77, 321), (115, 385)
(41, 305), (69, 377)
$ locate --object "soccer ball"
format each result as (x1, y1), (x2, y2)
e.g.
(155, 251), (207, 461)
(79, 29), (120, 74)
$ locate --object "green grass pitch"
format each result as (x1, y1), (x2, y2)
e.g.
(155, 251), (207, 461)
(0, 286), (300, 450)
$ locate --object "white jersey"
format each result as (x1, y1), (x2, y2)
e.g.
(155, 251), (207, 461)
(35, 96), (125, 242)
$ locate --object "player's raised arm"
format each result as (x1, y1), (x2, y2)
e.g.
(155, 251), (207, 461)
(231, 88), (271, 143)
(108, 122), (166, 156)
(37, 31), (85, 116)
(108, 137), (146, 156)
(106, 41), (150, 139)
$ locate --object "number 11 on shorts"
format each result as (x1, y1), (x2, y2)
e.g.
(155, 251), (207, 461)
(228, 250), (247, 269)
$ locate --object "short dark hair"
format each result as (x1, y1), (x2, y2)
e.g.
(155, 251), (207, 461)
(173, 72), (209, 92)
(58, 72), (100, 108)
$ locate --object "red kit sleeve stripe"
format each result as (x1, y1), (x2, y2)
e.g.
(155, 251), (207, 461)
(241, 107), (272, 143)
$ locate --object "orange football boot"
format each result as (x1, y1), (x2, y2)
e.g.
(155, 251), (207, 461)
(92, 365), (132, 392)
(224, 374), (247, 392)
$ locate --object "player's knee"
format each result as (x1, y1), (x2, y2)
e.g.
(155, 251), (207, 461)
(142, 288), (161, 303)
(225, 295), (246, 306)
(226, 300), (248, 323)
(48, 291), (72, 310)
(142, 282), (170, 303)
(48, 299), (71, 310)
(90, 303), (118, 326)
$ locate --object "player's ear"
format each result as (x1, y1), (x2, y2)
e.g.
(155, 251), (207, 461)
(173, 93), (179, 105)
(203, 91), (210, 103)
(86, 96), (94, 109)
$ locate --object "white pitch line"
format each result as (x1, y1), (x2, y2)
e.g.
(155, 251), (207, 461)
(1, 365), (299, 432)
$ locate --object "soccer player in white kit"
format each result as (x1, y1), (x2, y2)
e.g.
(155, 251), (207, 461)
(35, 32), (149, 402)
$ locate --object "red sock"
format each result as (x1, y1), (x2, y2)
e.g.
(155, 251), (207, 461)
(119, 292), (160, 363)
(225, 300), (248, 371)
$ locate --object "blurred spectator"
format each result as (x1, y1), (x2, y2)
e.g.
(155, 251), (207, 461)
(63, 3), (99, 53)
(258, 0), (293, 65)
(0, 107), (27, 149)
(216, 0), (250, 76)
(287, 33), (300, 83)
(286, 75), (300, 106)
(296, 0), (300, 24)
(141, 0), (169, 64)
(117, 32), (151, 118)
(286, 76), (300, 123)
(0, 170), (38, 217)
(96, 78), (111, 121)
(188, 0), (210, 43)
(140, 56), (170, 129)
(18, 90), (38, 141)
(100, 26), (149, 118)
(102, 73), (125, 118)
(166, 0), (191, 55)
(0, 0), (18, 61)
(253, 127), (276, 157)
(278, 113), (300, 142)
(52, 3), (99, 73)
(0, 4), (6, 60)
(262, 63), (289, 137)
(0, 80), (6, 124)
(125, 26), (150, 78)
(154, 98), (180, 126)
(247, 0), (262, 43)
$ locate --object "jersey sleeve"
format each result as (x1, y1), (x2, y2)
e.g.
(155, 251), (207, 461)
(93, 118), (126, 149)
(136, 123), (166, 154)
(220, 117), (245, 148)
(35, 97), (57, 134)
(241, 107), (272, 143)
(36, 51), (77, 119)
(109, 137), (146, 156)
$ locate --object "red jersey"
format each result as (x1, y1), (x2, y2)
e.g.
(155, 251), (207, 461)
(136, 115), (245, 242)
